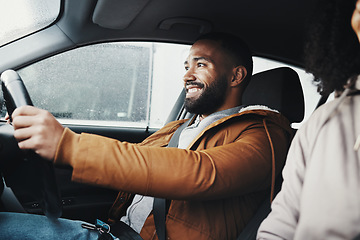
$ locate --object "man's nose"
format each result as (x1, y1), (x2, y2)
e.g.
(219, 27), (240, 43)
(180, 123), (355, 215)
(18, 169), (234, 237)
(183, 68), (196, 83)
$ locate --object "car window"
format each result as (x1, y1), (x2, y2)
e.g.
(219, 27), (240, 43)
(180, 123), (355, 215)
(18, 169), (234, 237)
(15, 42), (190, 129)
(0, 0), (60, 46)
(0, 43), (319, 129)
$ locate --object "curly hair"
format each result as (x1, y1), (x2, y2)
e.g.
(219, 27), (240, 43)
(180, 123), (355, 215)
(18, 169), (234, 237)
(304, 0), (360, 95)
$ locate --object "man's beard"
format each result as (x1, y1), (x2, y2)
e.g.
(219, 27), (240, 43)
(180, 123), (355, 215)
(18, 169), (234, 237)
(184, 75), (228, 115)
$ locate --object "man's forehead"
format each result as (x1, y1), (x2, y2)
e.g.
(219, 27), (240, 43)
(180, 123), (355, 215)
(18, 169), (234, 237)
(185, 40), (222, 64)
(191, 40), (220, 54)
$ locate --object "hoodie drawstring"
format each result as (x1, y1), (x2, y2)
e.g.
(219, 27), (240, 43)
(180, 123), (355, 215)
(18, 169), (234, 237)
(263, 119), (276, 203)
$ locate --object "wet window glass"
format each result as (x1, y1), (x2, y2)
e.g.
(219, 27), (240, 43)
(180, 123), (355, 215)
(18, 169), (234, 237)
(16, 42), (190, 128)
(0, 0), (60, 46)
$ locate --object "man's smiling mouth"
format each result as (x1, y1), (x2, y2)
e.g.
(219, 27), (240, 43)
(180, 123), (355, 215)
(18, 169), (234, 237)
(187, 87), (201, 93)
(186, 85), (203, 98)
(185, 82), (204, 97)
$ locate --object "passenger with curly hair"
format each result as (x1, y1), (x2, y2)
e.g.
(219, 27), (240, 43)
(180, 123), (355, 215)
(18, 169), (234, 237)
(305, 0), (360, 95)
(257, 0), (360, 239)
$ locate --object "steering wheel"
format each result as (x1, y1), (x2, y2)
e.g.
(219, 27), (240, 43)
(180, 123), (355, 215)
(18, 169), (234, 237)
(0, 69), (62, 219)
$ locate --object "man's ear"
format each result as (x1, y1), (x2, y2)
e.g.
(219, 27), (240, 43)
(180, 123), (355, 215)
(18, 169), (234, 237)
(230, 66), (247, 87)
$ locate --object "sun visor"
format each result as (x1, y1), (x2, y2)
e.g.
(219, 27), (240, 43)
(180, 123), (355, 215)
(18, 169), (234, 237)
(158, 17), (212, 34)
(92, 0), (150, 29)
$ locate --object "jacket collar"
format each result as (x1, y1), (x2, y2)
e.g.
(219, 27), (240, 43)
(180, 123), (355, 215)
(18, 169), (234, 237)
(239, 105), (279, 114)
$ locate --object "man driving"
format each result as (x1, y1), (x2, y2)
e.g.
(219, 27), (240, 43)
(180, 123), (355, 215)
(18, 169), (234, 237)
(2, 32), (292, 240)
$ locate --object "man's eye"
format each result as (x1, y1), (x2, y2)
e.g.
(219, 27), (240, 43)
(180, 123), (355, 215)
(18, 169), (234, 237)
(185, 66), (189, 71)
(198, 63), (205, 67)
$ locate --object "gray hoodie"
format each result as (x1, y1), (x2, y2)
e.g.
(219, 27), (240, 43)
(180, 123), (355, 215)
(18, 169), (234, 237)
(257, 76), (360, 239)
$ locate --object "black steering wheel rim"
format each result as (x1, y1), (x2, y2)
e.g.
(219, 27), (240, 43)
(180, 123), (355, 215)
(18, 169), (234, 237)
(0, 69), (62, 219)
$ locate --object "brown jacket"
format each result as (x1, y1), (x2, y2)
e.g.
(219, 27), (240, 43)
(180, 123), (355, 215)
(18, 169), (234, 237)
(54, 107), (293, 240)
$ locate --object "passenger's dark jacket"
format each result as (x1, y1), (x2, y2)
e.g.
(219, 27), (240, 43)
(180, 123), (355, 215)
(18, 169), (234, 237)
(54, 106), (293, 240)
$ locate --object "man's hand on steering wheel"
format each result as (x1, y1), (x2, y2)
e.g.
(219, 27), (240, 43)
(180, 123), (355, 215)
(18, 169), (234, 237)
(11, 106), (64, 161)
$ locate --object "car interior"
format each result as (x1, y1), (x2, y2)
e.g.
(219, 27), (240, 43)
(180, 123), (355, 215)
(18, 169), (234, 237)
(0, 0), (321, 239)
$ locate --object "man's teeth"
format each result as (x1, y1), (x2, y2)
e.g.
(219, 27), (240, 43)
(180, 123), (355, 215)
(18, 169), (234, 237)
(188, 88), (200, 93)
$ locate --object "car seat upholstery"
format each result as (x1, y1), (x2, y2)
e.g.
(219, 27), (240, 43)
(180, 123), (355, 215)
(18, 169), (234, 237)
(238, 67), (305, 240)
(243, 66), (304, 124)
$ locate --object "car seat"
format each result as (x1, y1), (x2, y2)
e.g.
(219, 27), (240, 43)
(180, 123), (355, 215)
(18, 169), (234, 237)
(243, 66), (304, 124)
(237, 66), (305, 240)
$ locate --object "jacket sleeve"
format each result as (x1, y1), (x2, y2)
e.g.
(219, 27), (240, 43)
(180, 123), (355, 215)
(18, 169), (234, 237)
(257, 128), (307, 240)
(54, 119), (289, 200)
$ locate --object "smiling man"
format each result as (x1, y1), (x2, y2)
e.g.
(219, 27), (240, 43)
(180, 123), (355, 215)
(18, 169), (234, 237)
(3, 33), (293, 240)
(183, 35), (250, 117)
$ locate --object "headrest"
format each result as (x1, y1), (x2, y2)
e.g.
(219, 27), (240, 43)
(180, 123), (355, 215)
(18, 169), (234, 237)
(242, 67), (305, 123)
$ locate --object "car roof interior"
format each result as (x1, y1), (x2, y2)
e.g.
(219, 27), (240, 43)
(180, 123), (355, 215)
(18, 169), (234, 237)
(0, 0), (318, 73)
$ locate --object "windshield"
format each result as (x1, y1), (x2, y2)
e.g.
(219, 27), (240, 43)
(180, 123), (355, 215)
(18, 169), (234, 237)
(0, 0), (60, 46)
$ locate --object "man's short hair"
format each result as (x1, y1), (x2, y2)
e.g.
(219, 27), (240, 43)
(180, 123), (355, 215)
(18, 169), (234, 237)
(196, 32), (253, 89)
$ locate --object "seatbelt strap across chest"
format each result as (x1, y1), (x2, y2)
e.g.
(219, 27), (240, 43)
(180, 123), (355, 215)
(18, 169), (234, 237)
(153, 119), (191, 240)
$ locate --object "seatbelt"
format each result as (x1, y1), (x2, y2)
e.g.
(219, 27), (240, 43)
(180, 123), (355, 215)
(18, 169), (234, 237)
(153, 119), (191, 240)
(236, 175), (283, 240)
